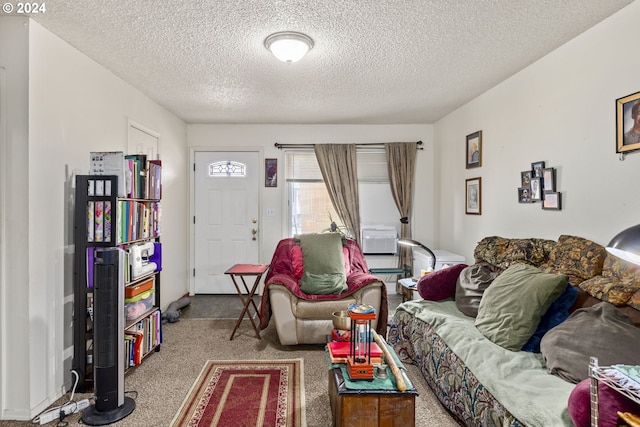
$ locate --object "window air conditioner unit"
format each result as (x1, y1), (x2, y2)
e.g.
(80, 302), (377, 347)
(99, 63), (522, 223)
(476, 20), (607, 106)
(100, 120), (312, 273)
(361, 227), (397, 254)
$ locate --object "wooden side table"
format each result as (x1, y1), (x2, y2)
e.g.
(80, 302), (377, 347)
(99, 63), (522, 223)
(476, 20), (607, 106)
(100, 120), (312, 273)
(224, 263), (269, 340)
(397, 278), (418, 302)
(328, 368), (418, 427)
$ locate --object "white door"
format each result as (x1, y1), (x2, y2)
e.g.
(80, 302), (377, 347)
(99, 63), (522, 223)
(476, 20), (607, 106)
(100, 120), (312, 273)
(128, 120), (159, 160)
(194, 151), (260, 294)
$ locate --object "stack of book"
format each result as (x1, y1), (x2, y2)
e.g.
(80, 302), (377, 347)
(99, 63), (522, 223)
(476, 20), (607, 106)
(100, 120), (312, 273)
(327, 341), (383, 364)
(89, 151), (162, 200)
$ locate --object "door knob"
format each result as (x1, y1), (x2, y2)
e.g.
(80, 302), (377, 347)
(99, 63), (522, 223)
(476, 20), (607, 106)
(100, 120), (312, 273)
(252, 228), (257, 241)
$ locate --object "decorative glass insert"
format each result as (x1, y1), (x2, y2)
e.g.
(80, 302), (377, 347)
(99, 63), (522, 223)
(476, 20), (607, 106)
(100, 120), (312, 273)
(208, 161), (246, 177)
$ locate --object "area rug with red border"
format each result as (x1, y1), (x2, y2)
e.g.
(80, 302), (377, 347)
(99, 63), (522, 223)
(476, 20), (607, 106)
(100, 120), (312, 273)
(170, 359), (306, 427)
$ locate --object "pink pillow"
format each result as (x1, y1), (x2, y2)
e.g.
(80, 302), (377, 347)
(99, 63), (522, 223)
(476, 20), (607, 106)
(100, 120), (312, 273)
(417, 263), (468, 301)
(290, 245), (350, 280)
(342, 247), (350, 276)
(568, 378), (640, 427)
(291, 245), (305, 279)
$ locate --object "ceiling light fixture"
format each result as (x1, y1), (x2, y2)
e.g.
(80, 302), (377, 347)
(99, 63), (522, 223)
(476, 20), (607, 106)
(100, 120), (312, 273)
(264, 31), (314, 63)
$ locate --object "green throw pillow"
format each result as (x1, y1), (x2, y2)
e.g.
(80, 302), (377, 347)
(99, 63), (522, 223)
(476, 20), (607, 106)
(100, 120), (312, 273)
(299, 271), (348, 295)
(298, 233), (347, 294)
(475, 263), (568, 351)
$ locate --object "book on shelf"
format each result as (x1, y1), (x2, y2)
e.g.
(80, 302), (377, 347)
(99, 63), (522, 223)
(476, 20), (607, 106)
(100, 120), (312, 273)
(115, 200), (161, 244)
(124, 333), (136, 368)
(87, 201), (95, 242)
(87, 294), (94, 322)
(125, 154), (147, 199)
(147, 160), (162, 199)
(125, 330), (144, 366)
(88, 153), (162, 200)
(94, 201), (104, 242)
(86, 247), (95, 288)
(86, 197), (115, 244)
(104, 201), (112, 243)
(123, 311), (163, 369)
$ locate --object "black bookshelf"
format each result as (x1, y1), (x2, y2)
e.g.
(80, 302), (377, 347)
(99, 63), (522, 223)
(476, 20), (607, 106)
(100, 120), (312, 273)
(73, 174), (162, 392)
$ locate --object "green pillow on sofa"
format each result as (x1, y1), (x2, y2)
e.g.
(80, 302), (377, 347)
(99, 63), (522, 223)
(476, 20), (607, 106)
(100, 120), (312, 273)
(298, 233), (347, 295)
(475, 263), (568, 351)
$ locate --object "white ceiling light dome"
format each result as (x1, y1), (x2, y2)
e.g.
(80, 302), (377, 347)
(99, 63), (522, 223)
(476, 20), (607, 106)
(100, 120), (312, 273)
(264, 31), (314, 63)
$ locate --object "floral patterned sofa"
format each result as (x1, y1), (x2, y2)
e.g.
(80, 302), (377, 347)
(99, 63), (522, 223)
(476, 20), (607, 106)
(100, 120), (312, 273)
(388, 235), (640, 427)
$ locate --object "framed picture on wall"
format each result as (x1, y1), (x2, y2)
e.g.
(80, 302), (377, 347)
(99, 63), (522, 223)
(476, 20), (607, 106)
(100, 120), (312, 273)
(531, 161), (545, 178)
(530, 177), (542, 201)
(520, 171), (532, 188)
(265, 158), (278, 187)
(518, 187), (532, 203)
(466, 131), (482, 169)
(616, 91), (640, 154)
(465, 177), (481, 215)
(542, 192), (562, 210)
(542, 167), (556, 192)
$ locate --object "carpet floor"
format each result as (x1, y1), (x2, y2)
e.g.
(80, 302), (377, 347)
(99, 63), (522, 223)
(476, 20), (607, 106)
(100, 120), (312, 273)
(0, 294), (462, 427)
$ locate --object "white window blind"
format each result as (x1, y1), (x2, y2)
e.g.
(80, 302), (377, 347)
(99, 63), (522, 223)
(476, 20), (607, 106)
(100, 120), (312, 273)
(285, 149), (396, 237)
(285, 151), (389, 182)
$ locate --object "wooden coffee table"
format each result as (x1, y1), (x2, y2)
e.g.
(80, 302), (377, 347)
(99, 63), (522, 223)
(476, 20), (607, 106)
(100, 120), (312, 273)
(328, 367), (418, 427)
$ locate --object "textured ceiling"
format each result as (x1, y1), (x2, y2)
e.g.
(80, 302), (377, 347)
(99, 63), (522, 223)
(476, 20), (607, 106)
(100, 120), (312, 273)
(28, 0), (634, 124)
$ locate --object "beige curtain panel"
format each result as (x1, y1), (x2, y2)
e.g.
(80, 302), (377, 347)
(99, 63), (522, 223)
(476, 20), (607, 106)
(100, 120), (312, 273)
(385, 142), (418, 273)
(314, 144), (362, 244)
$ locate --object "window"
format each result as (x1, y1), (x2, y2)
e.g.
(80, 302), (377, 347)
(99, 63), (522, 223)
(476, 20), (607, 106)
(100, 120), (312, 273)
(285, 150), (397, 237)
(285, 152), (339, 236)
(208, 160), (246, 177)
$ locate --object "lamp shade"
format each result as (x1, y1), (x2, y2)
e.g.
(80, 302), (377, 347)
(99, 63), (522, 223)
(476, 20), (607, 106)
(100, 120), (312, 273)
(264, 31), (314, 63)
(397, 238), (436, 270)
(606, 224), (640, 266)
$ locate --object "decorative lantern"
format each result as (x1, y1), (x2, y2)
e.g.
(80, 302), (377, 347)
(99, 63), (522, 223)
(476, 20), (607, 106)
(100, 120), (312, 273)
(347, 304), (376, 381)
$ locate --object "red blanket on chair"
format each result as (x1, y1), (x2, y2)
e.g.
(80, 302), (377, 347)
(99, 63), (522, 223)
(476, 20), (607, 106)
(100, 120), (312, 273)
(259, 237), (389, 335)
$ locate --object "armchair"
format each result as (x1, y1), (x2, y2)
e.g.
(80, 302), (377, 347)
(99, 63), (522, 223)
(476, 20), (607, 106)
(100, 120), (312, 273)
(259, 236), (388, 345)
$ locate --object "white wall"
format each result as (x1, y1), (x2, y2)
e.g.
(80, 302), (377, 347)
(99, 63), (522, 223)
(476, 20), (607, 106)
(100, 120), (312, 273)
(187, 124), (434, 268)
(0, 18), (188, 420)
(0, 15), (31, 421)
(435, 1), (640, 263)
(6, 0), (638, 418)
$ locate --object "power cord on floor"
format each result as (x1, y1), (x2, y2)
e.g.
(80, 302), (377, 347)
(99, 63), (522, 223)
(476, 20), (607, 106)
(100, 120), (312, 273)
(32, 370), (92, 425)
(125, 390), (139, 400)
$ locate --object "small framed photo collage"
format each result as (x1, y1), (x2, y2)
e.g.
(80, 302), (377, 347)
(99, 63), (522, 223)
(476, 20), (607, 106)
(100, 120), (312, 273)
(518, 161), (561, 210)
